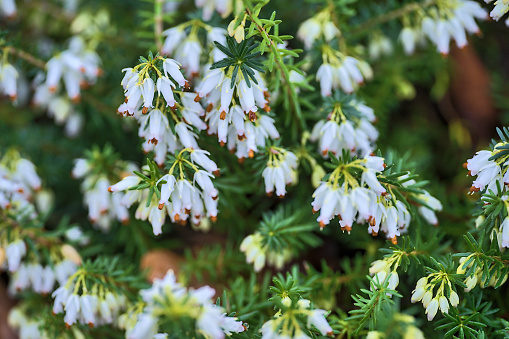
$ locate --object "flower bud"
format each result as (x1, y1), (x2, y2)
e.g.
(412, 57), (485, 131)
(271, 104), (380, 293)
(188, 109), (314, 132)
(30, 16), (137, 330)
(311, 165), (326, 189)
(449, 290), (459, 307)
(464, 275), (478, 292)
(425, 298), (439, 321)
(422, 290), (433, 308)
(439, 295), (449, 314)
(61, 244), (82, 265)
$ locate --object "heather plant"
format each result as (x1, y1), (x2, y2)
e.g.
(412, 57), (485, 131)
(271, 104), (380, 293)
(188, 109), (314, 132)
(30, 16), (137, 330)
(1, 0), (509, 338)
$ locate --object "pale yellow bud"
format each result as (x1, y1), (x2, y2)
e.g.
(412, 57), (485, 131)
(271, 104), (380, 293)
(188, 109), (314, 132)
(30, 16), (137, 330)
(464, 275), (478, 292)
(61, 244), (82, 265)
(449, 290), (459, 307)
(416, 276), (428, 288)
(369, 260), (389, 275)
(411, 286), (426, 303)
(439, 295), (449, 314)
(366, 331), (385, 339)
(311, 165), (326, 188)
(475, 215), (485, 228)
(403, 326), (425, 339)
(281, 296), (292, 308)
(228, 19), (245, 43)
(234, 26), (245, 43)
(0, 247), (4, 266)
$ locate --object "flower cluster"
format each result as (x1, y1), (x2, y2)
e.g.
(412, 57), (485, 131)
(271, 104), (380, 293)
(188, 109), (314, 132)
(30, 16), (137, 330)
(72, 147), (138, 231)
(120, 269), (244, 339)
(0, 60), (18, 101)
(0, 150), (42, 217)
(45, 36), (102, 102)
(197, 65), (269, 123)
(52, 270), (128, 328)
(118, 56), (187, 116)
(1, 239), (26, 273)
(465, 147), (509, 194)
(297, 10), (340, 50)
(312, 152), (441, 242)
(109, 148), (220, 235)
(368, 253), (404, 294)
(312, 155), (408, 242)
(310, 93), (378, 157)
(399, 0), (487, 56)
(261, 298), (333, 338)
(411, 274), (460, 321)
(240, 232), (292, 272)
(317, 46), (372, 96)
(195, 39), (281, 159)
(10, 258), (77, 295)
(32, 73), (84, 137)
(262, 146), (298, 198)
(8, 306), (49, 339)
(368, 33), (393, 60)
(0, 151), (80, 296)
(465, 140), (509, 248)
(117, 55), (225, 166)
(457, 254), (509, 291)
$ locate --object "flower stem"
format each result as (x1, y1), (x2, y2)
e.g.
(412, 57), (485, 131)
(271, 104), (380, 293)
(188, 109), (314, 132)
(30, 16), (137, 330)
(3, 46), (46, 69)
(154, 0), (164, 52)
(243, 0), (306, 134)
(347, 1), (436, 39)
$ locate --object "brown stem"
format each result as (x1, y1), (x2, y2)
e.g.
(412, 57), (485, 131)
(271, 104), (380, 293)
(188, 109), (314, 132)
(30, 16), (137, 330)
(4, 46), (46, 69)
(347, 1), (436, 39)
